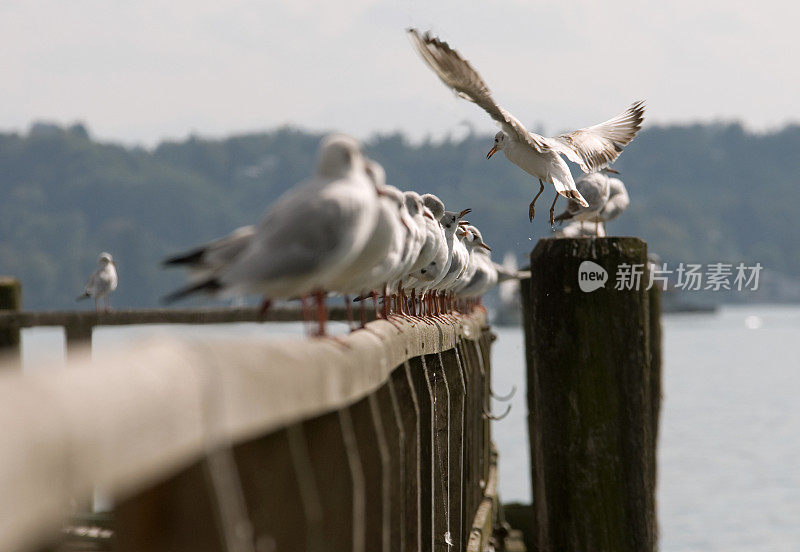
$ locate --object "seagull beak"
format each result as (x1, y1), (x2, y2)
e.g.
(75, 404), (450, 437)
(457, 229), (467, 238)
(457, 208), (472, 218)
(479, 242), (492, 251)
(606, 168), (620, 174)
(486, 145), (498, 159)
(458, 220), (470, 226)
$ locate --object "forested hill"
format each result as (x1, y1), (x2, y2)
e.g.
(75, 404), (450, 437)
(2, 121), (799, 309)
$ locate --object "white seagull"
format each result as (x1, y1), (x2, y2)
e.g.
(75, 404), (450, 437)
(554, 169), (619, 233)
(163, 134), (379, 335)
(555, 219), (607, 238)
(599, 176), (630, 224)
(408, 29), (645, 224)
(554, 175), (629, 237)
(77, 252), (118, 311)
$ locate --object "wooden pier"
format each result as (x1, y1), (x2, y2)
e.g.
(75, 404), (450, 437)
(0, 286), (506, 552)
(0, 235), (661, 552)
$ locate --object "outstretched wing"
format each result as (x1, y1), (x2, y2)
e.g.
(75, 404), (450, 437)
(408, 29), (548, 153)
(548, 101), (645, 173)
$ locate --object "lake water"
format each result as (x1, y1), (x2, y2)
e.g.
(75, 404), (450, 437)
(490, 305), (800, 552)
(19, 305), (800, 551)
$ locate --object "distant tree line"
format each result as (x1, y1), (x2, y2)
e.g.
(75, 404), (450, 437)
(1, 121), (798, 309)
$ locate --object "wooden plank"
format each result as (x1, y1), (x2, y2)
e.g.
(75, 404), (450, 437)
(407, 356), (434, 552)
(391, 363), (420, 552)
(379, 379), (406, 552)
(350, 394), (390, 552)
(0, 305), (374, 330)
(233, 428), (312, 552)
(302, 409), (363, 552)
(441, 348), (465, 552)
(115, 460), (226, 552)
(425, 352), (450, 551)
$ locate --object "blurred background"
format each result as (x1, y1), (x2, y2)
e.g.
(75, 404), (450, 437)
(3, 1), (799, 551)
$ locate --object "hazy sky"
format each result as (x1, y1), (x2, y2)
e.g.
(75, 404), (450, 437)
(2, 1), (798, 145)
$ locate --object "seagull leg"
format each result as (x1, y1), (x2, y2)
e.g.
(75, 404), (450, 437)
(372, 292), (380, 321)
(314, 290), (327, 337)
(359, 292), (367, 328)
(382, 285), (390, 318)
(258, 298), (272, 321)
(549, 193), (559, 226)
(301, 295), (312, 331)
(595, 217), (600, 235)
(344, 295), (355, 331)
(529, 179), (545, 222)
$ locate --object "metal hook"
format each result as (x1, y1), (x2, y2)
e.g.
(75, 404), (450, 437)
(490, 384), (517, 402)
(483, 403), (512, 421)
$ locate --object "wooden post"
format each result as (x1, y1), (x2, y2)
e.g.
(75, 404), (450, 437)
(64, 322), (93, 360)
(0, 277), (22, 365)
(522, 237), (659, 552)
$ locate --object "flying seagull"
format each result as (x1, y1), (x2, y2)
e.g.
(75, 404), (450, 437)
(407, 29), (645, 224)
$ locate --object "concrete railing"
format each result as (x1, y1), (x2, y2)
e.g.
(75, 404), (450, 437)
(0, 308), (500, 552)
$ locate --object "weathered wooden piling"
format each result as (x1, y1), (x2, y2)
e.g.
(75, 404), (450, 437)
(521, 237), (661, 552)
(0, 277), (22, 365)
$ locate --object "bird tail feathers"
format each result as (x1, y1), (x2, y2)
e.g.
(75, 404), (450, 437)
(76, 292), (90, 301)
(162, 278), (223, 304)
(551, 174), (590, 207)
(163, 248), (207, 268)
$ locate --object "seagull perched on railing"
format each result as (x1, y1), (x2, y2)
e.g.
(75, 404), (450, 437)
(162, 134), (379, 336)
(77, 252), (118, 311)
(407, 29), (645, 224)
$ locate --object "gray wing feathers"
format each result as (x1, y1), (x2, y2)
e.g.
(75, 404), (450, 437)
(407, 29), (549, 153)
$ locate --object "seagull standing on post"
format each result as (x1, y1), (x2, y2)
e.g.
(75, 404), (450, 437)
(554, 168), (620, 233)
(407, 29), (645, 224)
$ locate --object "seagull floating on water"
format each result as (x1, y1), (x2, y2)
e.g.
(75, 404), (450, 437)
(407, 29), (645, 224)
(77, 252), (118, 311)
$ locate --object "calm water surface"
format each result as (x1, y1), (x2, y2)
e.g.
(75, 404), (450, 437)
(490, 305), (800, 552)
(20, 305), (800, 551)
